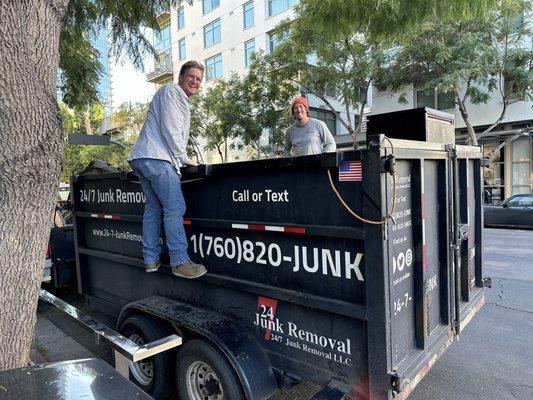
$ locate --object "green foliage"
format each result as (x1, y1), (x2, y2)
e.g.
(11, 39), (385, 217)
(59, 102), (131, 180)
(59, 0), (181, 108)
(60, 142), (132, 181)
(268, 18), (389, 142)
(58, 102), (105, 136)
(112, 102), (149, 141)
(244, 55), (297, 157)
(191, 64), (296, 161)
(294, 0), (497, 41)
(378, 0), (533, 143)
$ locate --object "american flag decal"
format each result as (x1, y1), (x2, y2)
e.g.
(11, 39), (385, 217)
(339, 161), (362, 182)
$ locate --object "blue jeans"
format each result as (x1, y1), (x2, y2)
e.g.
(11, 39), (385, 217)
(129, 159), (189, 266)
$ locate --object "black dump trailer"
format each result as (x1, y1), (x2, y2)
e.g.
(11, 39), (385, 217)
(71, 132), (485, 400)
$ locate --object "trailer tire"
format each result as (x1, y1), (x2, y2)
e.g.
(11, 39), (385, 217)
(120, 315), (175, 399)
(176, 339), (245, 400)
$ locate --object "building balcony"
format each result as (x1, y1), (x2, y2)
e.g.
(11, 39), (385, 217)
(156, 9), (170, 26)
(146, 62), (173, 84)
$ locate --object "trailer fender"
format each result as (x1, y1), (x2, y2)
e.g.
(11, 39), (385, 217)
(117, 296), (278, 400)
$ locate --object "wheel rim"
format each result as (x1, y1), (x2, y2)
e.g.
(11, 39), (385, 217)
(185, 360), (224, 400)
(127, 334), (153, 386)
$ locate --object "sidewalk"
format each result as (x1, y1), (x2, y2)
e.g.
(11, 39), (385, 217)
(32, 314), (94, 363)
(33, 295), (114, 366)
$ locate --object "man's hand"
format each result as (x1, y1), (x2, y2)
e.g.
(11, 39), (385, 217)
(188, 160), (198, 167)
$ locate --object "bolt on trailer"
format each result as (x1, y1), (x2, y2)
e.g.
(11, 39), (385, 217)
(70, 109), (486, 400)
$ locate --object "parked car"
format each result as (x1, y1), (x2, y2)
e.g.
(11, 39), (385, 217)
(58, 182), (70, 200)
(484, 194), (533, 229)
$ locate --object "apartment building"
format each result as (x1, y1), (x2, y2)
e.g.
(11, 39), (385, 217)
(371, 86), (533, 201)
(146, 0), (357, 162)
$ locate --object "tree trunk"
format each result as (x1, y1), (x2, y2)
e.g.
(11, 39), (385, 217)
(216, 144), (224, 162)
(455, 93), (477, 145)
(0, 0), (67, 370)
(83, 110), (93, 135)
(224, 137), (228, 163)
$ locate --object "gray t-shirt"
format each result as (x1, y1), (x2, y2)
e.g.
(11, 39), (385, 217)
(284, 118), (337, 157)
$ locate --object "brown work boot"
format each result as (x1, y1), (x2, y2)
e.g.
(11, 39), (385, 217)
(145, 260), (161, 273)
(171, 261), (207, 279)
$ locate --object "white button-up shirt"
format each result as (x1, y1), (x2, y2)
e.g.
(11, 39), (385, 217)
(128, 84), (192, 173)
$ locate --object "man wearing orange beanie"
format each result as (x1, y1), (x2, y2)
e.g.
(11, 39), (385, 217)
(284, 97), (337, 156)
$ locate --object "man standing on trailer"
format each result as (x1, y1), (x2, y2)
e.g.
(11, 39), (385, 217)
(284, 96), (337, 156)
(128, 60), (207, 279)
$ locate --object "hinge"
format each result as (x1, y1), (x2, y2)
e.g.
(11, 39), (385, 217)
(381, 154), (396, 174)
(445, 144), (457, 158)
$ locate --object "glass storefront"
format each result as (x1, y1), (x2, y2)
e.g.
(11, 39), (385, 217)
(483, 142), (505, 204)
(511, 137), (532, 195)
(484, 136), (532, 203)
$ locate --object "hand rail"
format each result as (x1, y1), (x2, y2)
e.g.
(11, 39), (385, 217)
(38, 289), (181, 363)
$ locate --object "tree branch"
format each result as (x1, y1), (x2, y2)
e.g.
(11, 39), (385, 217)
(462, 78), (472, 104)
(476, 98), (508, 140)
(487, 129), (531, 161)
(455, 92), (477, 145)
(304, 85), (355, 136)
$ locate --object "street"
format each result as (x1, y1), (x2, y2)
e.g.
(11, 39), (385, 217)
(36, 228), (533, 400)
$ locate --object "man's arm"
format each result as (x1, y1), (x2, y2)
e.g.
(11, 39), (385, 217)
(284, 128), (292, 156)
(159, 87), (195, 166)
(319, 121), (337, 153)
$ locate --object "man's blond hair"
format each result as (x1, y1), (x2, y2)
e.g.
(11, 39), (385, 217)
(179, 61), (204, 78)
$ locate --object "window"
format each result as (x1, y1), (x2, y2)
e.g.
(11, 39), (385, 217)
(177, 7), (185, 30)
(266, 30), (287, 53)
(178, 38), (186, 60)
(203, 19), (221, 48)
(416, 89), (434, 108)
(504, 72), (526, 102)
(243, 1), (254, 29)
(155, 49), (172, 71)
(267, 0), (298, 17)
(507, 195), (533, 207)
(205, 54), (222, 81)
(244, 39), (255, 67)
(511, 137), (532, 195)
(202, 0), (220, 14)
(154, 21), (171, 52)
(483, 142), (505, 204)
(437, 91), (454, 110)
(415, 88), (455, 110)
(310, 107), (337, 136)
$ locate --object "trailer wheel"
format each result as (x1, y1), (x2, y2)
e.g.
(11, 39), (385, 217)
(176, 339), (245, 400)
(120, 315), (175, 399)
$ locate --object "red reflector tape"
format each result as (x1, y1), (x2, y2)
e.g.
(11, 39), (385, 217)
(284, 226), (306, 234)
(183, 219), (192, 225)
(248, 224), (265, 231)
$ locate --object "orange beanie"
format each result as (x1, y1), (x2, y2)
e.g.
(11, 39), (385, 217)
(291, 97), (309, 114)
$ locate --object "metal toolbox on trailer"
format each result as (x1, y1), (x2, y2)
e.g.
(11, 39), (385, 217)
(71, 135), (485, 400)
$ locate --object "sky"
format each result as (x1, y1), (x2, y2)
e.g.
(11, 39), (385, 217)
(112, 60), (156, 107)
